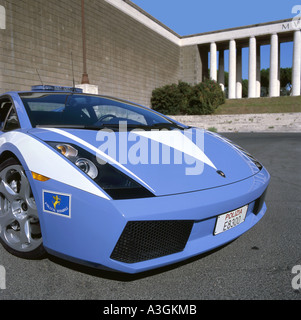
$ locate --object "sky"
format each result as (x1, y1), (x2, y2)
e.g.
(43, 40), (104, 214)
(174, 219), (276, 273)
(131, 0), (298, 79)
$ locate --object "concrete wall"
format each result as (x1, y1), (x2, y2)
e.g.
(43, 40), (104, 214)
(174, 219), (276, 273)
(0, 0), (182, 106)
(180, 45), (203, 85)
(170, 113), (301, 133)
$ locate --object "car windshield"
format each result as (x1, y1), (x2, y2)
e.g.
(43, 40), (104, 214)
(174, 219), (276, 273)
(19, 93), (183, 131)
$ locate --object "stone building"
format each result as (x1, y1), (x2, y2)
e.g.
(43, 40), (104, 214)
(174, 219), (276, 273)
(0, 0), (299, 106)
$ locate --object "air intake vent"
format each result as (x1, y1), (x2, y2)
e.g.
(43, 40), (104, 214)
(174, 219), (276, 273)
(253, 188), (268, 215)
(111, 220), (194, 264)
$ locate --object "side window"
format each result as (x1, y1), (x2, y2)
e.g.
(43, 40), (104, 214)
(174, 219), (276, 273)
(0, 101), (12, 130)
(4, 107), (20, 132)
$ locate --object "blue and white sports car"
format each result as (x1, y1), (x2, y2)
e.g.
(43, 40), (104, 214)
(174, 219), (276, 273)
(0, 86), (270, 274)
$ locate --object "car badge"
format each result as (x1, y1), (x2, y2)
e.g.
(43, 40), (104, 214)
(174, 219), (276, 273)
(217, 170), (226, 178)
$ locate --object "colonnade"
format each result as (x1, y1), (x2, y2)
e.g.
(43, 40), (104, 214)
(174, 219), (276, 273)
(208, 30), (301, 98)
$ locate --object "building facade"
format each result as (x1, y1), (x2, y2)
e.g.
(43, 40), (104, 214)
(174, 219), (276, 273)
(0, 0), (299, 106)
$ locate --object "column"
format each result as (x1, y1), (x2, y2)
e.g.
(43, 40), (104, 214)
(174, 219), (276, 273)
(248, 36), (257, 98)
(236, 47), (242, 99)
(256, 44), (261, 98)
(218, 50), (225, 91)
(210, 42), (217, 81)
(228, 39), (236, 99)
(292, 30), (301, 96)
(269, 34), (280, 97)
(278, 43), (281, 94)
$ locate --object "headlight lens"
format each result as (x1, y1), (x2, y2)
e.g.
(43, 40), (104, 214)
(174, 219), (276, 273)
(47, 142), (154, 200)
(75, 158), (98, 179)
(233, 145), (263, 170)
(218, 136), (263, 171)
(56, 144), (78, 158)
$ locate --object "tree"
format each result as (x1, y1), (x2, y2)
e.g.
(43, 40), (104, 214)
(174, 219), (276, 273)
(280, 68), (292, 88)
(242, 79), (249, 98)
(261, 68), (292, 88)
(261, 68), (270, 88)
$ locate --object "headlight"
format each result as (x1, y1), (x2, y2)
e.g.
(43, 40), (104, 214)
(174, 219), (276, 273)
(47, 142), (154, 200)
(75, 158), (98, 179)
(209, 133), (263, 171)
(232, 144), (263, 170)
(54, 143), (98, 179)
(56, 144), (78, 158)
(232, 145), (263, 170)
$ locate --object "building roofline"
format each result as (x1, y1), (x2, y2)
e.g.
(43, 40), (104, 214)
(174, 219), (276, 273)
(181, 18), (292, 39)
(105, 0), (181, 44)
(123, 0), (181, 38)
(108, 1), (294, 46)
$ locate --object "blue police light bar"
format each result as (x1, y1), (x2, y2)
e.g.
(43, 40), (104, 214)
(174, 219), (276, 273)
(31, 85), (83, 93)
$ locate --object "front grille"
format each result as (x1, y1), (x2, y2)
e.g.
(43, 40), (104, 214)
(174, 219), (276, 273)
(111, 220), (194, 264)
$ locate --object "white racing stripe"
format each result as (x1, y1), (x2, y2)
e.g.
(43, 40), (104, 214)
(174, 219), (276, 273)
(44, 128), (156, 194)
(134, 130), (217, 170)
(0, 132), (110, 200)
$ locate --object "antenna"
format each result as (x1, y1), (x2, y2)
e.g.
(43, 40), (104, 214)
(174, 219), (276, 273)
(36, 69), (44, 88)
(71, 52), (76, 92)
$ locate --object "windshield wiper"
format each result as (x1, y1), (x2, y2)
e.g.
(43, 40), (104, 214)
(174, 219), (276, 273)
(35, 122), (187, 131)
(150, 123), (187, 130)
(36, 125), (86, 129)
(36, 124), (119, 131)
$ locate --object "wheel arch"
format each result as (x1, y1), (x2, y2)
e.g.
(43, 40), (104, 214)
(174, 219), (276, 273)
(0, 150), (21, 165)
(0, 143), (30, 173)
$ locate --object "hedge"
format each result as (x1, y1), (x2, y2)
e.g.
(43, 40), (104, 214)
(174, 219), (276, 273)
(151, 79), (225, 115)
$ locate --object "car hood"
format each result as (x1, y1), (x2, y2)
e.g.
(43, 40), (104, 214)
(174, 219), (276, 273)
(29, 127), (261, 197)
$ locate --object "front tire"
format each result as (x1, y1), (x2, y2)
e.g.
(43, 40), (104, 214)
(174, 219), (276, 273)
(0, 158), (46, 259)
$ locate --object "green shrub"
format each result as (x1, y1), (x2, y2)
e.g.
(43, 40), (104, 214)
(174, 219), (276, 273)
(150, 82), (190, 115)
(151, 80), (225, 115)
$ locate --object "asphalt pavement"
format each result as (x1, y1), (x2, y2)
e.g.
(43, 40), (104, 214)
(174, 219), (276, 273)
(0, 133), (300, 300)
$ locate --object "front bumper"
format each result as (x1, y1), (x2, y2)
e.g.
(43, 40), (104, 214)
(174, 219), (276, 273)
(29, 168), (270, 274)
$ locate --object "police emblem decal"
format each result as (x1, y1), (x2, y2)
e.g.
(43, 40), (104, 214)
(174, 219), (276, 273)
(43, 191), (71, 218)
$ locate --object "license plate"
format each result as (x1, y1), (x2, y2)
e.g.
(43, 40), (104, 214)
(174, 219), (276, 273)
(214, 205), (248, 236)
